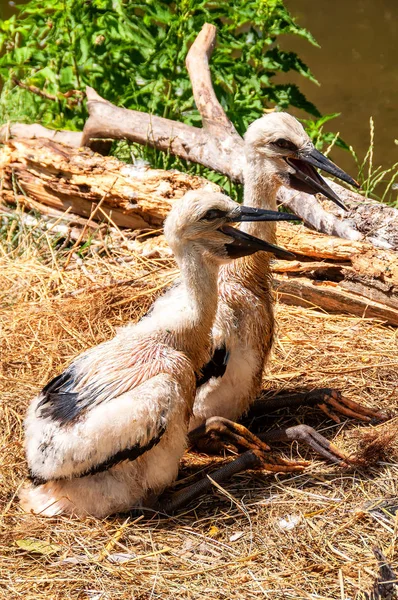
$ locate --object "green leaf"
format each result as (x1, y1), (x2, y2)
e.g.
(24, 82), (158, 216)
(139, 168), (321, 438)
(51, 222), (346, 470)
(15, 539), (62, 556)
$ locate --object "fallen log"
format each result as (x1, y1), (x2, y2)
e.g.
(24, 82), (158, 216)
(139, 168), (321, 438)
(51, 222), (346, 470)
(127, 225), (398, 324)
(273, 276), (398, 326)
(1, 135), (397, 323)
(80, 24), (398, 250)
(0, 138), (219, 229)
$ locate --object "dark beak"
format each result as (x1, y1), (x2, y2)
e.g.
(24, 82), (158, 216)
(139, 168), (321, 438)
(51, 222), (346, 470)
(221, 225), (296, 261)
(286, 148), (360, 211)
(228, 206), (301, 223)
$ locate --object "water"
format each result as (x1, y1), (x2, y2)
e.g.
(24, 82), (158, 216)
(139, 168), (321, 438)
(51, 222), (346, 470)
(281, 0), (398, 181)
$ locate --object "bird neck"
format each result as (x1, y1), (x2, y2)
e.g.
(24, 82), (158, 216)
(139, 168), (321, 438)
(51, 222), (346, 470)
(240, 162), (280, 243)
(165, 248), (220, 372)
(222, 160), (280, 291)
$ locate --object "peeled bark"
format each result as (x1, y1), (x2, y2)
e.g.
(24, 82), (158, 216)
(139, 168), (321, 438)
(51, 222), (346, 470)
(275, 223), (398, 322)
(0, 138), (219, 229)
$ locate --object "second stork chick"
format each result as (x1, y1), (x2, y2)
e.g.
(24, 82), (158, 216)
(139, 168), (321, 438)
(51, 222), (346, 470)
(20, 190), (298, 518)
(189, 113), (385, 463)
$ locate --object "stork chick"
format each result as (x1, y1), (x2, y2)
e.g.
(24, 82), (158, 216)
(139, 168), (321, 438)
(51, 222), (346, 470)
(21, 191), (299, 518)
(190, 113), (385, 461)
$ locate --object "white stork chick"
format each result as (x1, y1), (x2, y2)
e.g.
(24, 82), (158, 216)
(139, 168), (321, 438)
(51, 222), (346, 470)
(190, 113), (383, 460)
(20, 190), (297, 518)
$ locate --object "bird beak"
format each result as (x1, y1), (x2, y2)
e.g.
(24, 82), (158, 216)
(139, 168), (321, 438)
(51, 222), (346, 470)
(227, 206), (301, 223)
(286, 147), (360, 211)
(221, 225), (296, 260)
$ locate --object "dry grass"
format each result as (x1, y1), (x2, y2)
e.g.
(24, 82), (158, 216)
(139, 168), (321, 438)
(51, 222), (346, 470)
(0, 219), (398, 600)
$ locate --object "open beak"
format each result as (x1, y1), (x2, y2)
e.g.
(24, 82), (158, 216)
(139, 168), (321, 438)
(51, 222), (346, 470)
(221, 225), (296, 261)
(286, 147), (359, 211)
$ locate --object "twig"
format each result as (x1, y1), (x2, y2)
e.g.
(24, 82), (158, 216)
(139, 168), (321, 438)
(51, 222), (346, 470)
(63, 178), (118, 269)
(12, 77), (57, 101)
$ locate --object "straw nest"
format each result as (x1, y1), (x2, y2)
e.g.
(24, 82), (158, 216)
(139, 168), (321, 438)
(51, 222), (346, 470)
(0, 219), (397, 600)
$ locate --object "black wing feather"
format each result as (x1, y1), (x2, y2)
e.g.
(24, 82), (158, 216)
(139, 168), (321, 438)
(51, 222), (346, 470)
(196, 345), (230, 388)
(37, 368), (82, 424)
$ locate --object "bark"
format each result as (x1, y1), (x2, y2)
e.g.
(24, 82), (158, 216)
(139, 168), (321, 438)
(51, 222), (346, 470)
(273, 276), (398, 326)
(0, 138), (219, 229)
(275, 222), (398, 322)
(276, 222), (365, 259)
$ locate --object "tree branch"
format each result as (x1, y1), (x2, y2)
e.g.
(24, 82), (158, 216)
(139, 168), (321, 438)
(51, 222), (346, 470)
(185, 23), (239, 136)
(276, 187), (364, 242)
(82, 86), (244, 183)
(0, 123), (82, 147)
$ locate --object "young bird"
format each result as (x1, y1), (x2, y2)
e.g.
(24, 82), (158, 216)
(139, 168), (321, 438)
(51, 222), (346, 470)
(21, 190), (298, 518)
(189, 113), (384, 462)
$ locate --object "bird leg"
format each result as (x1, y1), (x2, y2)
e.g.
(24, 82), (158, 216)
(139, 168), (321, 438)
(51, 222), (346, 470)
(156, 450), (261, 514)
(247, 388), (388, 424)
(155, 418), (307, 514)
(191, 415), (351, 466)
(257, 424), (351, 465)
(156, 440), (304, 515)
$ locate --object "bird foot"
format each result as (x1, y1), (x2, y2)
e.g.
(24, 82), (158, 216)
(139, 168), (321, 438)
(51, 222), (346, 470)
(258, 424), (352, 466)
(248, 388), (389, 425)
(189, 416), (306, 473)
(315, 389), (388, 424)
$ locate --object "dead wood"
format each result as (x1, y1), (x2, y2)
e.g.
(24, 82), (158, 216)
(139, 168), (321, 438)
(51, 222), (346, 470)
(273, 275), (398, 326)
(1, 136), (397, 323)
(128, 222), (398, 324)
(80, 23), (398, 249)
(0, 138), (219, 229)
(276, 222), (398, 317)
(0, 122), (82, 147)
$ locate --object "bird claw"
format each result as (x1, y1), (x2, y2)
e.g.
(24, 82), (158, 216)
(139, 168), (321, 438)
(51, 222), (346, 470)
(190, 416), (272, 454)
(254, 450), (308, 473)
(190, 417), (307, 473)
(258, 423), (351, 467)
(316, 389), (388, 424)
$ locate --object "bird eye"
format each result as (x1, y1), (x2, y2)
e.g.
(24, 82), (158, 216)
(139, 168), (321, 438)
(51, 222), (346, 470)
(273, 138), (298, 152)
(201, 209), (227, 221)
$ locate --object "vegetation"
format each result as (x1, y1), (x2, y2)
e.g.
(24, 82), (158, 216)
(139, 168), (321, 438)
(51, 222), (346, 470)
(0, 0), (323, 130)
(0, 1), (396, 203)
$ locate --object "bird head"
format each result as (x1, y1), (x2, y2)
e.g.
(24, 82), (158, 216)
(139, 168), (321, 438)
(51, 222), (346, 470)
(244, 112), (359, 210)
(164, 190), (299, 263)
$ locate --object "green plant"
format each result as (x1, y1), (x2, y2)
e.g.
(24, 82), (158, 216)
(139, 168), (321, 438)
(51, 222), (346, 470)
(349, 117), (398, 205)
(300, 113), (350, 153)
(0, 0), (320, 135)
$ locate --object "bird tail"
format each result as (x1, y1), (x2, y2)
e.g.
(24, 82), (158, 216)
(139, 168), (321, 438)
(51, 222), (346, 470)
(19, 482), (74, 517)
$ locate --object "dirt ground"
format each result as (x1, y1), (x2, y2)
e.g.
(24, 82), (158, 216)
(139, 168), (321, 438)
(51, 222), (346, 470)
(1, 230), (397, 600)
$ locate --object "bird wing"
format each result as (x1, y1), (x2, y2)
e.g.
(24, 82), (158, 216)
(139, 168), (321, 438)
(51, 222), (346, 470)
(26, 370), (192, 484)
(35, 333), (181, 424)
(26, 336), (195, 483)
(196, 344), (230, 388)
